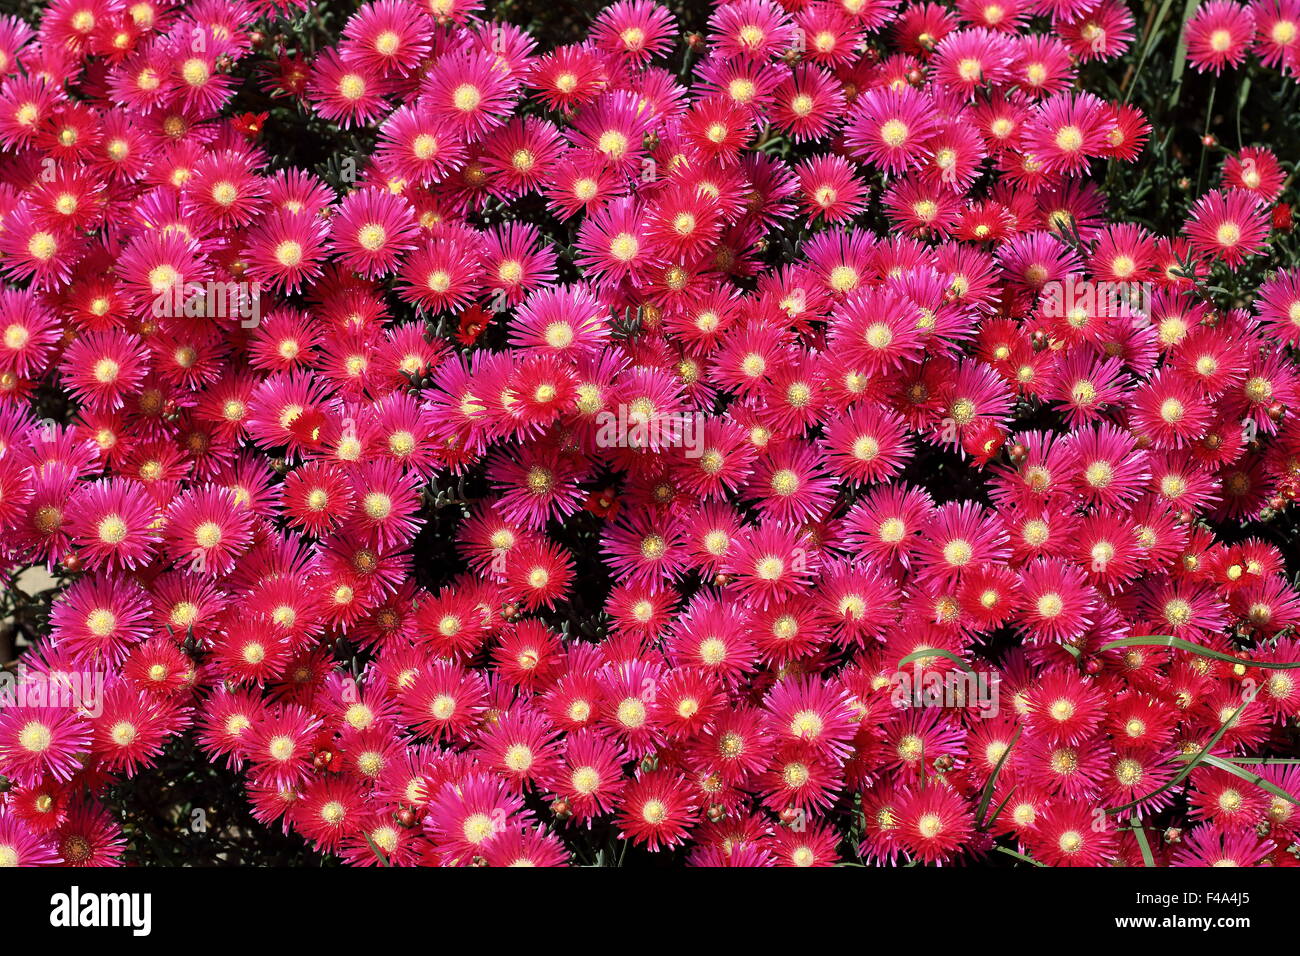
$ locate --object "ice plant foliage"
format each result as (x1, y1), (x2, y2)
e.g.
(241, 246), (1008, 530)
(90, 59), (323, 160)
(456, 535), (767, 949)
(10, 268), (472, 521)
(2, 0), (1300, 870)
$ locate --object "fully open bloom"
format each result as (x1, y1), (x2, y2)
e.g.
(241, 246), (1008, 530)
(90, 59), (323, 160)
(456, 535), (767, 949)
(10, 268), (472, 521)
(0, 0), (1297, 875)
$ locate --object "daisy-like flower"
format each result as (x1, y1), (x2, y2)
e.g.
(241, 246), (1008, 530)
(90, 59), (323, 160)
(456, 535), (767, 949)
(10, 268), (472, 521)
(795, 155), (869, 224)
(1223, 146), (1286, 200)
(481, 117), (565, 200)
(1044, 352), (1129, 426)
(425, 772), (530, 863)
(709, 0), (796, 61)
(1065, 423), (1150, 509)
(182, 148), (267, 231)
(164, 485), (254, 577)
(89, 682), (178, 777)
(115, 225), (212, 311)
(0, 807), (61, 867)
(723, 521), (820, 609)
(567, 89), (653, 173)
(762, 676), (857, 760)
(1189, 766), (1270, 831)
(244, 369), (338, 459)
(1024, 670), (1107, 744)
(1016, 557), (1097, 644)
(60, 330), (151, 412)
(894, 786), (974, 865)
(1022, 91), (1116, 177)
(1130, 370), (1215, 448)
(1184, 188), (1270, 267)
(53, 801), (126, 867)
(504, 538), (575, 611)
(528, 44), (607, 111)
(422, 47), (517, 141)
(672, 417), (756, 500)
(0, 287), (59, 379)
(165, 30), (238, 114)
(48, 572), (151, 666)
(682, 96), (756, 165)
(306, 48), (391, 128)
(602, 508), (688, 589)
(768, 819), (841, 867)
(1025, 802), (1118, 866)
(646, 187), (725, 264)
(1253, 0), (1300, 66)
(617, 770), (698, 851)
(481, 826), (571, 867)
(0, 705), (91, 786)
(1059, 0), (1135, 62)
(65, 478), (161, 572)
(508, 284), (611, 357)
(346, 458), (423, 550)
(398, 660), (488, 743)
(930, 27), (1017, 95)
(243, 210), (330, 294)
(340, 0), (432, 78)
(396, 234), (483, 317)
(666, 594), (755, 684)
(1172, 825), (1273, 866)
(545, 729), (627, 821)
(375, 104), (468, 186)
(832, 285), (926, 375)
(1185, 0), (1257, 73)
(0, 203), (76, 291)
(590, 0), (677, 63)
(771, 65), (845, 143)
(574, 196), (655, 283)
(330, 187), (420, 279)
(244, 704), (323, 791)
(914, 500), (1009, 585)
(474, 705), (563, 792)
(488, 447), (587, 530)
(292, 776), (368, 854)
(480, 222), (558, 307)
(744, 442), (836, 524)
(845, 86), (937, 174)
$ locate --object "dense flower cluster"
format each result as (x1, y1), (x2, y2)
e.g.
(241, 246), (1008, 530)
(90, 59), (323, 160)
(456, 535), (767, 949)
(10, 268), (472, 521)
(1, 0), (1300, 868)
(1184, 0), (1300, 76)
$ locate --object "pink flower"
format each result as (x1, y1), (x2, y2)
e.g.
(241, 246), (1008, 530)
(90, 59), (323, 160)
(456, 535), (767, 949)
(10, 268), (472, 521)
(1185, 0), (1257, 73)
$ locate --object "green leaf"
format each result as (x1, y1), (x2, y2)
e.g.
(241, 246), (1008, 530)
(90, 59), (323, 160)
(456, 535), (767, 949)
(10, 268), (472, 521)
(1098, 635), (1300, 669)
(1130, 813), (1155, 867)
(1168, 0), (1202, 106)
(1105, 689), (1256, 816)
(975, 726), (1021, 831)
(896, 647), (977, 674)
(363, 832), (393, 867)
(995, 845), (1045, 867)
(984, 786), (1019, 835)
(1194, 754), (1300, 808)
(1124, 0), (1178, 104)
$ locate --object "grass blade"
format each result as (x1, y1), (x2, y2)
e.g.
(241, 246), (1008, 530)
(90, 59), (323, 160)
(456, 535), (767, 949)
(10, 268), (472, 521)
(897, 647), (976, 674)
(995, 845), (1045, 867)
(1130, 813), (1155, 867)
(1099, 635), (1300, 669)
(1194, 754), (1300, 807)
(1105, 688), (1256, 816)
(975, 726), (1021, 831)
(364, 832), (393, 867)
